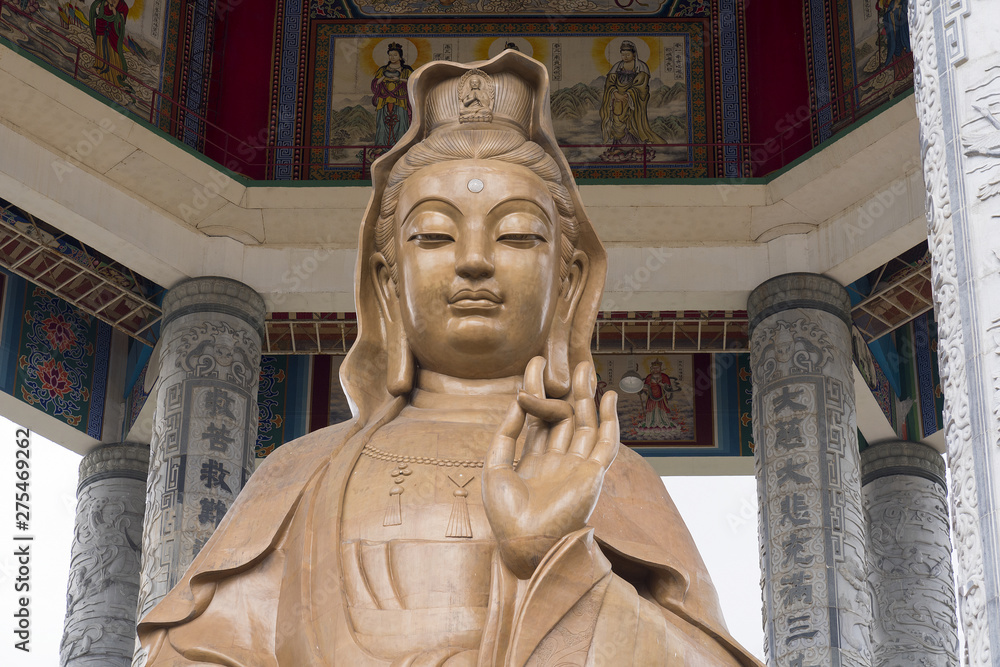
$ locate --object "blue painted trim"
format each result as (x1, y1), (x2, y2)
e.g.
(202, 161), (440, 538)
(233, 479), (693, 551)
(809, 0), (833, 141)
(718, 0), (742, 177)
(0, 269), (25, 395)
(285, 355), (311, 441)
(713, 353), (739, 455)
(275, 0), (304, 179)
(183, 0), (215, 147)
(913, 313), (937, 437)
(88, 322), (112, 439)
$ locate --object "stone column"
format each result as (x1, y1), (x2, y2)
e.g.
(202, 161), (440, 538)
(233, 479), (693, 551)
(60, 443), (149, 666)
(909, 2), (1000, 663)
(135, 277), (264, 622)
(748, 273), (872, 667)
(861, 441), (958, 666)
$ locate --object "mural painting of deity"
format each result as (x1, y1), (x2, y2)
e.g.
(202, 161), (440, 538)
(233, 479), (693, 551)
(599, 39), (664, 162)
(89, 0), (133, 90)
(0, 0), (168, 112)
(877, 0), (909, 72)
(593, 355), (698, 443)
(371, 41), (414, 152)
(638, 358), (679, 428)
(849, 0), (912, 106)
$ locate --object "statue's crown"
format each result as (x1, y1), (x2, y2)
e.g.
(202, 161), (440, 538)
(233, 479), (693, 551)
(423, 65), (533, 136)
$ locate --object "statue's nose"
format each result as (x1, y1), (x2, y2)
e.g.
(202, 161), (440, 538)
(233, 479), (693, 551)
(456, 235), (494, 280)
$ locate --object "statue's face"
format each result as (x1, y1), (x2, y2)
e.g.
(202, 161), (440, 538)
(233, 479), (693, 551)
(388, 159), (564, 379)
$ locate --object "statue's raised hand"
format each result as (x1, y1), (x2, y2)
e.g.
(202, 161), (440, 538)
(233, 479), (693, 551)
(483, 357), (619, 579)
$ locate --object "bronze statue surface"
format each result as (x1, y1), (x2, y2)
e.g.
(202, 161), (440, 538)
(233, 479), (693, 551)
(137, 51), (761, 667)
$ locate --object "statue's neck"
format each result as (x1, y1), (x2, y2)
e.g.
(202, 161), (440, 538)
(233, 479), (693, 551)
(405, 369), (520, 423)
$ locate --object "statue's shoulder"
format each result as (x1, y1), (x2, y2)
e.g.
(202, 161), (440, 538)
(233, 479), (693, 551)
(250, 418), (359, 487)
(601, 444), (667, 502)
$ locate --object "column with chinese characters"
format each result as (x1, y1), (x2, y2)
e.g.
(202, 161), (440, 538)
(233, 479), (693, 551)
(61, 443), (149, 666)
(862, 440), (958, 666)
(748, 273), (872, 667)
(134, 277), (265, 623)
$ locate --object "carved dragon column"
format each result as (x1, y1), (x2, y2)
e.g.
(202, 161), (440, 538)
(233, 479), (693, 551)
(134, 277), (264, 624)
(861, 440), (958, 666)
(748, 273), (872, 667)
(60, 443), (149, 667)
(908, 1), (1000, 663)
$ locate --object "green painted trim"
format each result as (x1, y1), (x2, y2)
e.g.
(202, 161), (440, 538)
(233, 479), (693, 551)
(250, 179), (372, 188)
(758, 91), (915, 183)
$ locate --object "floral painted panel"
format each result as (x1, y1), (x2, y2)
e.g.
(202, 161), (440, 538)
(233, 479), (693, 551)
(14, 284), (110, 436)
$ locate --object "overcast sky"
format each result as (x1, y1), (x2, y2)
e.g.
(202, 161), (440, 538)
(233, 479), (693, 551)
(0, 418), (765, 665)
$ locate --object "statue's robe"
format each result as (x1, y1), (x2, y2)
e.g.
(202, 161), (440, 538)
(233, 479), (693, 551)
(137, 421), (761, 666)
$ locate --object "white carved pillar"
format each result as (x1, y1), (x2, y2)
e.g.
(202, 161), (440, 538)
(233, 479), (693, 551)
(135, 277), (264, 623)
(861, 440), (958, 666)
(748, 273), (872, 667)
(908, 1), (1000, 663)
(60, 443), (149, 666)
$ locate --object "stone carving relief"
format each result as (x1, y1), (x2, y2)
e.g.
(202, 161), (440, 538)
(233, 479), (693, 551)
(136, 417), (170, 622)
(61, 478), (145, 666)
(174, 321), (259, 391)
(910, 0), (990, 661)
(865, 476), (959, 665)
(961, 64), (1000, 201)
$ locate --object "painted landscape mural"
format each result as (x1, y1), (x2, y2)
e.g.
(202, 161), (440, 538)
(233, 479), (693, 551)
(311, 0), (711, 19)
(311, 27), (704, 178)
(0, 0), (169, 114)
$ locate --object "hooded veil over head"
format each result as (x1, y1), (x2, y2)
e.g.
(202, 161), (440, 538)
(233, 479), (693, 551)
(341, 50), (608, 425)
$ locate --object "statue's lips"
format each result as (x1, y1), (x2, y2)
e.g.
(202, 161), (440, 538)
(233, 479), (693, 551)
(449, 290), (502, 311)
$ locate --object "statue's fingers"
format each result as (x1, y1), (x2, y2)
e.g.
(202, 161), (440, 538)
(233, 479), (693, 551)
(592, 391), (620, 469)
(517, 390), (574, 453)
(547, 412), (576, 454)
(517, 390), (573, 422)
(519, 414), (547, 462)
(486, 400), (525, 470)
(570, 362), (598, 457)
(523, 356), (546, 399)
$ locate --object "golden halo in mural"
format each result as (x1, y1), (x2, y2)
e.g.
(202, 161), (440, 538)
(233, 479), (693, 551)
(604, 37), (651, 67)
(487, 37), (533, 58)
(370, 38), (419, 73)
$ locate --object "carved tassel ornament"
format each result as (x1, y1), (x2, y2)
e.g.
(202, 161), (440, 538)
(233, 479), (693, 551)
(446, 472), (474, 538)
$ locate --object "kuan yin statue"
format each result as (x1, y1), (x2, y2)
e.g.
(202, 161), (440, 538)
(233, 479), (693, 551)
(137, 51), (761, 667)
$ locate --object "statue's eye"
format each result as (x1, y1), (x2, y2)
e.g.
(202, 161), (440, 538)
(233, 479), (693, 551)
(498, 233), (545, 247)
(408, 233), (454, 246)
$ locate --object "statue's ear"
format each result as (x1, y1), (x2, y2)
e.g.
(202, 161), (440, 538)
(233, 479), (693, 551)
(370, 253), (414, 396)
(544, 250), (589, 397)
